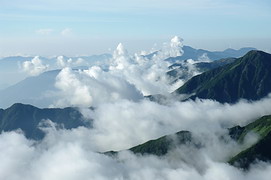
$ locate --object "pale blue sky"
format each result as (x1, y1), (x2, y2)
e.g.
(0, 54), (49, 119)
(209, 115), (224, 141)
(0, 0), (271, 56)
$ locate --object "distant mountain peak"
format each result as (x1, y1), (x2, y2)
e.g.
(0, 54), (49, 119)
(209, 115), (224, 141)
(8, 103), (36, 109)
(166, 46), (256, 62)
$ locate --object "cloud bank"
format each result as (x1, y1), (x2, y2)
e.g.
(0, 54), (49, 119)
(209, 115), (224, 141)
(51, 36), (185, 107)
(2, 36), (271, 179)
(54, 67), (143, 107)
(1, 96), (271, 180)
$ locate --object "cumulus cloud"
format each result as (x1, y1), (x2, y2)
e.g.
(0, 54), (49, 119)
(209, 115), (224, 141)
(81, 95), (271, 152)
(107, 37), (183, 95)
(3, 36), (271, 179)
(155, 36), (184, 60)
(2, 92), (271, 180)
(53, 67), (143, 107)
(56, 56), (88, 68)
(21, 56), (49, 76)
(53, 36), (184, 106)
(1, 111), (271, 180)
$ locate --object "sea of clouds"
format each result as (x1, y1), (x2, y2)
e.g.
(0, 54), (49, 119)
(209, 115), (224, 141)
(1, 37), (271, 179)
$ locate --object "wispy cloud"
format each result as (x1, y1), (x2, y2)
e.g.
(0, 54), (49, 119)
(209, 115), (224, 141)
(61, 28), (72, 37)
(36, 28), (54, 35)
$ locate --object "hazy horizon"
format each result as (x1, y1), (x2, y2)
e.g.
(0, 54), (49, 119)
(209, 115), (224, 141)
(1, 0), (271, 57)
(1, 1), (271, 179)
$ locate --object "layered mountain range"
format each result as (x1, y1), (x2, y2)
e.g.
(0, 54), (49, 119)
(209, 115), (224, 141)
(1, 49), (271, 170)
(0, 103), (90, 140)
(175, 50), (271, 103)
(106, 115), (271, 170)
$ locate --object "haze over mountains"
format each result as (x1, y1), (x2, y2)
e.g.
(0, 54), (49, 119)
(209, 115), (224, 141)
(166, 46), (256, 62)
(0, 54), (111, 89)
(0, 44), (256, 108)
(1, 37), (271, 180)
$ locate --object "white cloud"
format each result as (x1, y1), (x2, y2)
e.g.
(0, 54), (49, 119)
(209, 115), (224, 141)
(61, 28), (72, 37)
(154, 36), (184, 61)
(107, 37), (183, 96)
(1, 108), (271, 180)
(56, 56), (68, 68)
(82, 95), (271, 152)
(21, 56), (49, 76)
(52, 36), (184, 107)
(53, 67), (143, 107)
(36, 29), (54, 35)
(56, 56), (88, 68)
(2, 36), (271, 179)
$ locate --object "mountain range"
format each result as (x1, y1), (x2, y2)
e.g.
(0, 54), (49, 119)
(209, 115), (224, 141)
(0, 103), (90, 140)
(166, 46), (256, 62)
(0, 49), (254, 108)
(167, 57), (236, 84)
(1, 102), (270, 169)
(228, 115), (271, 169)
(175, 50), (271, 103)
(0, 54), (111, 89)
(106, 114), (271, 170)
(1, 49), (271, 170)
(0, 70), (60, 108)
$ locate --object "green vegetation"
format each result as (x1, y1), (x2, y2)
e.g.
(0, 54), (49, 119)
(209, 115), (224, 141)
(175, 50), (271, 103)
(105, 131), (194, 156)
(130, 131), (193, 156)
(229, 132), (271, 169)
(105, 115), (271, 170)
(228, 115), (271, 169)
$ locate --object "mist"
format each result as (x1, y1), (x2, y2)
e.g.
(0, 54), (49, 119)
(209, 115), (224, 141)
(1, 94), (271, 180)
(1, 36), (271, 179)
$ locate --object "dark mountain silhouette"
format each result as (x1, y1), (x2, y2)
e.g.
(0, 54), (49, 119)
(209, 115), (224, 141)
(0, 103), (90, 140)
(105, 131), (195, 156)
(175, 50), (271, 103)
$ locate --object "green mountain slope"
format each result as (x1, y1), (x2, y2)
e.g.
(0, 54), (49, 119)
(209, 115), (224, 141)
(229, 132), (271, 169)
(175, 50), (271, 103)
(105, 115), (271, 170)
(105, 131), (194, 156)
(229, 115), (271, 168)
(0, 103), (90, 140)
(229, 115), (271, 142)
(167, 58), (236, 85)
(130, 131), (194, 156)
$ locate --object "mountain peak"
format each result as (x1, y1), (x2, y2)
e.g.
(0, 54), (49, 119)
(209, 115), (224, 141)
(244, 50), (267, 56)
(175, 50), (271, 103)
(240, 50), (271, 65)
(7, 103), (37, 110)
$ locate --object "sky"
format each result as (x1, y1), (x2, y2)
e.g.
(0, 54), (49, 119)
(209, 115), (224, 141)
(1, 1), (271, 179)
(0, 0), (271, 56)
